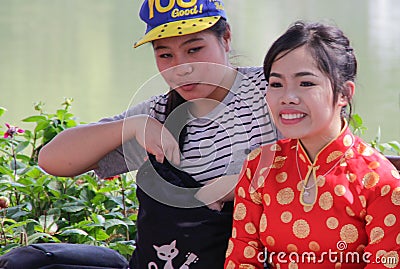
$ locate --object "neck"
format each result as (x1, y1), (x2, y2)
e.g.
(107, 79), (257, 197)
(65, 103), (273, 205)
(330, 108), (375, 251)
(300, 118), (345, 162)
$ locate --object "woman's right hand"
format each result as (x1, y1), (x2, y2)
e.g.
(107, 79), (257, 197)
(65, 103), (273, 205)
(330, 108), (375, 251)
(130, 115), (181, 165)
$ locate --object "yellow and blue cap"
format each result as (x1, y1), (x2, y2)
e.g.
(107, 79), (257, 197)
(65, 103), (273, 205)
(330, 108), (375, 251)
(134, 0), (227, 48)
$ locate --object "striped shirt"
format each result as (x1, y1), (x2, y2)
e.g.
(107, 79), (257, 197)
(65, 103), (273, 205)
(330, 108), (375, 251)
(95, 66), (278, 183)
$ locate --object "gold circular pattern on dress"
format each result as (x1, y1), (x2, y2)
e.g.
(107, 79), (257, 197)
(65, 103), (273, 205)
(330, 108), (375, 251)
(260, 214), (267, 232)
(288, 263), (298, 269)
(266, 236), (275, 246)
(362, 172), (380, 188)
(309, 241), (320, 252)
(335, 263), (342, 269)
(368, 161), (380, 170)
(236, 262), (253, 269)
(248, 241), (258, 249)
(346, 172), (357, 183)
(343, 134), (353, 147)
(247, 148), (261, 161)
(327, 151), (343, 163)
(297, 181), (304, 191)
(381, 185), (391, 196)
(334, 185), (346, 196)
(276, 172), (288, 183)
(277, 187), (295, 205)
(250, 191), (263, 205)
(358, 142), (374, 156)
(391, 169), (400, 179)
(245, 222), (257, 235)
(359, 195), (367, 208)
(226, 239), (234, 257)
(264, 193), (271, 206)
(234, 203), (247, 221)
(238, 187), (246, 198)
(391, 187), (400, 205)
(270, 143), (282, 152)
(345, 148), (354, 159)
(243, 246), (256, 259)
(287, 244), (298, 252)
(384, 214), (396, 227)
(345, 206), (355, 217)
(383, 251), (399, 268)
(370, 226), (385, 244)
(340, 224), (358, 243)
(226, 260), (235, 269)
(232, 227), (237, 238)
(292, 219), (310, 239)
(281, 211), (293, 224)
(326, 217), (339, 229)
(365, 215), (373, 225)
(359, 209), (367, 219)
(272, 156), (287, 169)
(257, 176), (266, 189)
(397, 233), (400, 244)
(319, 192), (334, 211)
(317, 176), (326, 187)
(246, 168), (252, 180)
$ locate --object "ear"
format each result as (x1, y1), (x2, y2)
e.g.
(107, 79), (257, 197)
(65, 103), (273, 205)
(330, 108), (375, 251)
(153, 245), (160, 251)
(338, 81), (355, 106)
(222, 24), (232, 52)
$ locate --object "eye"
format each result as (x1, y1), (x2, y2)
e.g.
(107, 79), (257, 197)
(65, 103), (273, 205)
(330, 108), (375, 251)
(158, 53), (172, 59)
(300, 81), (316, 87)
(269, 82), (282, 88)
(188, 46), (202, 53)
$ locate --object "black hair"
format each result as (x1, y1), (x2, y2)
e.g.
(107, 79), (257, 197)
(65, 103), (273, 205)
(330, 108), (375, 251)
(263, 21), (357, 120)
(163, 18), (230, 150)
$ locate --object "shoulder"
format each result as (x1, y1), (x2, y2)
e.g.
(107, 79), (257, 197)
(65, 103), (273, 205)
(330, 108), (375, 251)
(236, 66), (265, 84)
(350, 137), (400, 188)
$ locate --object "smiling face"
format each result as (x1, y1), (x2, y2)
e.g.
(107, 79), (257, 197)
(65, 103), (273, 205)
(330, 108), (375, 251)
(153, 30), (233, 102)
(266, 45), (353, 153)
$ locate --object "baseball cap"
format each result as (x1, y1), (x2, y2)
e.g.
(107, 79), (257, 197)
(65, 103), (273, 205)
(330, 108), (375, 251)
(134, 0), (227, 48)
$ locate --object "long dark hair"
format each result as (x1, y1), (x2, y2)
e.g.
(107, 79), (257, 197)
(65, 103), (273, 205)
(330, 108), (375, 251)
(263, 21), (357, 120)
(163, 18), (231, 150)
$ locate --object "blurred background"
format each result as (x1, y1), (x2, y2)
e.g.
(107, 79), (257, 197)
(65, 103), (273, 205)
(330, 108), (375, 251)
(1, 0), (399, 142)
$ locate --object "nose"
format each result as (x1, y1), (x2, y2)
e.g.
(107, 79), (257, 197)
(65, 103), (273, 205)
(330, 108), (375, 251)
(174, 63), (193, 77)
(280, 87), (300, 105)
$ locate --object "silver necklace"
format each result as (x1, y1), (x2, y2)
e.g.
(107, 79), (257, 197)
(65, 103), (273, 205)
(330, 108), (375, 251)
(295, 141), (353, 197)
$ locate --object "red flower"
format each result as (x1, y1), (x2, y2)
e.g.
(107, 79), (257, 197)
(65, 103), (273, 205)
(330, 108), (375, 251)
(104, 175), (120, 181)
(4, 123), (24, 139)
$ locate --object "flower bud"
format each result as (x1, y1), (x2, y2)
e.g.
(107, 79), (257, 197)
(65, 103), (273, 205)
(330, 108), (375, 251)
(0, 196), (10, 209)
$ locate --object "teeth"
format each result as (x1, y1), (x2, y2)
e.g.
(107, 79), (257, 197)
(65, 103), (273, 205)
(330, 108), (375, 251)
(281, 113), (305, 120)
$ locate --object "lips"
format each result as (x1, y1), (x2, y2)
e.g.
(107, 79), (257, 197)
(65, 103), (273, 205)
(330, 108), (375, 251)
(279, 109), (307, 124)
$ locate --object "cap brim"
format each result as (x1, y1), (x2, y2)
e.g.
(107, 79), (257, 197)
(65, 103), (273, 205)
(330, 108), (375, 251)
(133, 15), (221, 48)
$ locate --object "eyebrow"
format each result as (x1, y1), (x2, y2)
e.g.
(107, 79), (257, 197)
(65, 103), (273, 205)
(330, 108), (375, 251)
(154, 37), (205, 51)
(269, 71), (318, 78)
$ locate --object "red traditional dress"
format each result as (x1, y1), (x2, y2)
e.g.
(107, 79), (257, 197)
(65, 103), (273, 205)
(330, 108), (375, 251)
(225, 126), (400, 269)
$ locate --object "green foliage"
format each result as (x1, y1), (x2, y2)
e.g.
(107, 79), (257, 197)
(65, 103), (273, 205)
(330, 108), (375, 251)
(0, 99), (137, 258)
(350, 114), (400, 155)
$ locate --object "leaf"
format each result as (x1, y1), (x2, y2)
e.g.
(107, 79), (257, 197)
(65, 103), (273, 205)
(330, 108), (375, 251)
(15, 141), (30, 153)
(22, 115), (47, 123)
(0, 107), (7, 117)
(27, 232), (57, 244)
(104, 219), (128, 230)
(62, 205), (86, 213)
(60, 229), (88, 236)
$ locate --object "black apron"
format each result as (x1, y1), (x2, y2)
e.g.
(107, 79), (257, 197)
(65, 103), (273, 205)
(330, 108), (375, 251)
(129, 155), (233, 269)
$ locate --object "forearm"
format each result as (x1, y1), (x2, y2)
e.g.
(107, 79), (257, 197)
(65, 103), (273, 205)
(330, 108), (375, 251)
(38, 116), (142, 177)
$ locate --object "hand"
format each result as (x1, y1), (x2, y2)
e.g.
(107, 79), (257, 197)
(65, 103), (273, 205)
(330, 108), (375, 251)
(130, 115), (180, 165)
(194, 175), (238, 211)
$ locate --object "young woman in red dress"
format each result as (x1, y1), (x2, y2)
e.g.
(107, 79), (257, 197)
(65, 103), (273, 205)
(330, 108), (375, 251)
(225, 21), (400, 269)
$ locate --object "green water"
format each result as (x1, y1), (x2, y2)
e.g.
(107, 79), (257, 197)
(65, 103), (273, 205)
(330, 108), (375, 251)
(1, 0), (399, 143)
